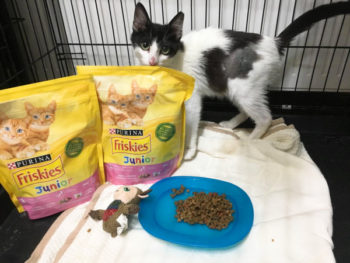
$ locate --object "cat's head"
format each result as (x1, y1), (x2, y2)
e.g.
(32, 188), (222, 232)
(106, 85), (132, 112)
(131, 3), (184, 66)
(131, 80), (157, 109)
(25, 101), (56, 129)
(0, 118), (29, 145)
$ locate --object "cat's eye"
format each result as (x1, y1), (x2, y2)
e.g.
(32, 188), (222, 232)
(140, 42), (150, 51)
(145, 95), (150, 100)
(121, 103), (126, 107)
(33, 115), (39, 120)
(123, 187), (130, 192)
(4, 126), (10, 131)
(45, 115), (51, 119)
(17, 129), (23, 134)
(135, 94), (141, 99)
(161, 46), (170, 55)
(111, 100), (117, 105)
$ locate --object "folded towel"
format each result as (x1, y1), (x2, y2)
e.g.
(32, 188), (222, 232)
(27, 121), (334, 263)
(200, 118), (301, 155)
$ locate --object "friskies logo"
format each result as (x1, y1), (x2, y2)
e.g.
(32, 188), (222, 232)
(12, 156), (65, 189)
(111, 136), (151, 155)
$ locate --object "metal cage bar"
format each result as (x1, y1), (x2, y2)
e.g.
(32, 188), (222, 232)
(1, 0), (349, 102)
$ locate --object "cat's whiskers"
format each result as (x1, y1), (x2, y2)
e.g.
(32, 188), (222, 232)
(108, 105), (128, 116)
(132, 102), (148, 109)
(2, 134), (23, 145)
(29, 124), (51, 131)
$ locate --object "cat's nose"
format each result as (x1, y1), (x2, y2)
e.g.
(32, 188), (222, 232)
(149, 57), (158, 66)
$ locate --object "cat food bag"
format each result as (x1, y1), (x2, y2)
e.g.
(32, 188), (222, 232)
(77, 66), (194, 185)
(0, 75), (104, 219)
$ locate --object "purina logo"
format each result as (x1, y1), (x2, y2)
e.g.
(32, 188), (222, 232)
(7, 154), (52, 170)
(109, 128), (143, 136)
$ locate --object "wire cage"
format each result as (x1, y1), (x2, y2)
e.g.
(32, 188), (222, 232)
(1, 0), (350, 112)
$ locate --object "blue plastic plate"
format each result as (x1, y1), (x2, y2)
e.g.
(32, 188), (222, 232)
(139, 176), (254, 248)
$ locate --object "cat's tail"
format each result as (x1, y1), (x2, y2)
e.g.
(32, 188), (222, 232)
(277, 1), (350, 53)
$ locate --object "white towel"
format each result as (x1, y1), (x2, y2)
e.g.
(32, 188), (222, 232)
(27, 122), (334, 263)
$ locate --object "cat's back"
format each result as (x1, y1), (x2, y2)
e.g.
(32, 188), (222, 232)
(182, 27), (231, 53)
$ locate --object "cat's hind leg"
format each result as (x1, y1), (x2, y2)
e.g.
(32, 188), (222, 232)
(226, 79), (271, 139)
(239, 95), (272, 139)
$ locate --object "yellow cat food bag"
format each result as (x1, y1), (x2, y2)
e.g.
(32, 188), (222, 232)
(0, 75), (104, 219)
(77, 66), (194, 185)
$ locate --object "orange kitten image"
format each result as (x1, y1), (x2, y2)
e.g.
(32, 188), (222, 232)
(126, 80), (157, 126)
(24, 101), (56, 151)
(0, 118), (35, 160)
(100, 85), (132, 127)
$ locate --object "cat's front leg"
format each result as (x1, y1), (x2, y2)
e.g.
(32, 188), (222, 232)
(117, 119), (132, 129)
(131, 118), (143, 127)
(103, 117), (116, 126)
(0, 150), (14, 160)
(15, 146), (35, 159)
(184, 91), (202, 160)
(31, 139), (49, 151)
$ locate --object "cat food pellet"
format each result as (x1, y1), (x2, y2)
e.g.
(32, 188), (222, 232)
(170, 184), (187, 198)
(174, 191), (234, 230)
(87, 228), (91, 233)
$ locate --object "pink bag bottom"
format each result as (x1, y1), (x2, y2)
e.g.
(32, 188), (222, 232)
(17, 170), (100, 219)
(105, 155), (179, 185)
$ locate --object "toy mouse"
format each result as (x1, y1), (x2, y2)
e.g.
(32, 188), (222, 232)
(89, 185), (152, 237)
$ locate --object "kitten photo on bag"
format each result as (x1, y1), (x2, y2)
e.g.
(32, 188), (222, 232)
(131, 2), (350, 160)
(0, 101), (56, 160)
(98, 80), (157, 128)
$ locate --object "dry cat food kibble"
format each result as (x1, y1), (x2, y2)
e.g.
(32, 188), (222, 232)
(174, 191), (235, 230)
(170, 184), (187, 198)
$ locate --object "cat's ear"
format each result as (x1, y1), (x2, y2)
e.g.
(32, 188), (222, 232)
(24, 102), (34, 113)
(168, 12), (184, 40)
(133, 3), (150, 32)
(23, 116), (32, 126)
(108, 85), (117, 96)
(131, 80), (140, 93)
(48, 101), (56, 112)
(149, 84), (157, 94)
(0, 112), (8, 122)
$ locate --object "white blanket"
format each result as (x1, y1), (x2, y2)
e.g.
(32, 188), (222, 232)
(27, 121), (334, 263)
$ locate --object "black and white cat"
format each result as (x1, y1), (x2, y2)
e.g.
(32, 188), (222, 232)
(131, 2), (350, 160)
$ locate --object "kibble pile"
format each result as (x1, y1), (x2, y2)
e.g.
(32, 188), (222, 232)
(174, 191), (234, 230)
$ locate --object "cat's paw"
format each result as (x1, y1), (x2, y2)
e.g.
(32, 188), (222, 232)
(117, 120), (132, 129)
(131, 118), (143, 126)
(16, 147), (35, 159)
(103, 118), (115, 126)
(34, 142), (49, 151)
(0, 151), (13, 160)
(184, 147), (197, 160)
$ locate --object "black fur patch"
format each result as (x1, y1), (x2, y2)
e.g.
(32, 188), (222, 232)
(224, 30), (262, 52)
(203, 31), (262, 93)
